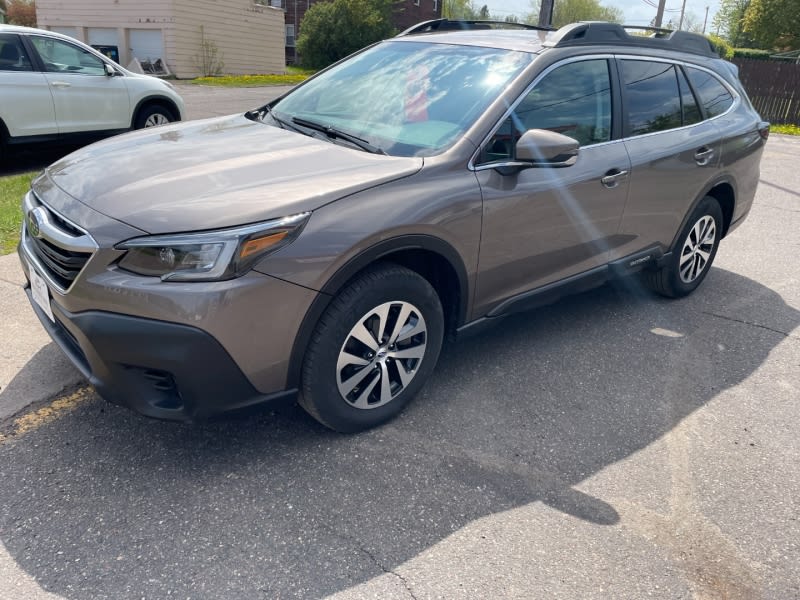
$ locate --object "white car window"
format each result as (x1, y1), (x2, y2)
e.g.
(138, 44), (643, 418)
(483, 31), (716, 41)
(30, 35), (105, 76)
(0, 34), (34, 72)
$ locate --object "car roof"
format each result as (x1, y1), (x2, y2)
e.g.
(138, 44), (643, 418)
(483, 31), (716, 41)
(0, 23), (79, 42)
(392, 29), (548, 54)
(396, 20), (719, 59)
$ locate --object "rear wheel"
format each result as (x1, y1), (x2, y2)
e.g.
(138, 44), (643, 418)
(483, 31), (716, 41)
(644, 195), (723, 298)
(300, 264), (444, 433)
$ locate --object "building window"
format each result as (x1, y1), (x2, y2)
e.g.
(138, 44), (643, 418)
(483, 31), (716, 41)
(414, 0), (420, 5)
(433, 0), (438, 10)
(285, 24), (295, 47)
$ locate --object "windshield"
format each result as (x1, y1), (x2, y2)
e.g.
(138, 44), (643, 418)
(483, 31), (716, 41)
(271, 41), (533, 157)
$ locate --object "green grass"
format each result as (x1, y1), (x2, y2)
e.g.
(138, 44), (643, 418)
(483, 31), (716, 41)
(192, 67), (315, 87)
(0, 172), (35, 255)
(771, 124), (800, 136)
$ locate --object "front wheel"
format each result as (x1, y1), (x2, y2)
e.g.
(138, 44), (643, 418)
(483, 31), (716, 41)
(134, 104), (175, 129)
(300, 264), (444, 433)
(644, 195), (723, 298)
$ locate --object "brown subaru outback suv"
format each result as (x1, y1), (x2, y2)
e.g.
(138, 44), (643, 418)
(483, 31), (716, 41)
(19, 21), (768, 432)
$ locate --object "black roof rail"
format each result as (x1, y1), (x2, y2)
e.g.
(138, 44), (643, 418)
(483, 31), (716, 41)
(545, 22), (718, 58)
(398, 19), (554, 37)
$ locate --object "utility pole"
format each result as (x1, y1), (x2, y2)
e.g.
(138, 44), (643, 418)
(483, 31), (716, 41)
(539, 0), (555, 28)
(702, 5), (709, 33)
(678, 0), (687, 29)
(654, 0), (666, 27)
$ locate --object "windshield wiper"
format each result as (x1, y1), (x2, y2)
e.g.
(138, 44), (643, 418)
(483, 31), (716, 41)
(291, 117), (386, 155)
(248, 104), (302, 133)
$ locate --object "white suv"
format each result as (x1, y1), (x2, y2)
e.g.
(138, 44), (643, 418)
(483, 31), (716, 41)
(0, 24), (185, 158)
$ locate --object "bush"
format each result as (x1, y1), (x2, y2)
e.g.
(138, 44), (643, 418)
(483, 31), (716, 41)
(707, 34), (734, 59)
(733, 48), (773, 60)
(296, 0), (395, 70)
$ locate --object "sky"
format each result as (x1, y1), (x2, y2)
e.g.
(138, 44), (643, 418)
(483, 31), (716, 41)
(479, 0), (721, 32)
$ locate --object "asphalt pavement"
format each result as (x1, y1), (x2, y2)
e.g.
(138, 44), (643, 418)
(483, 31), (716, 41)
(0, 88), (798, 599)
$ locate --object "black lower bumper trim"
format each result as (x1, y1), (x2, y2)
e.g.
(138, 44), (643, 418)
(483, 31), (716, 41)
(24, 287), (296, 421)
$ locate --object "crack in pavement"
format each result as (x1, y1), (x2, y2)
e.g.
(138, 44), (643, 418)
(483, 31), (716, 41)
(757, 202), (800, 213)
(0, 276), (22, 287)
(701, 311), (797, 339)
(323, 527), (419, 600)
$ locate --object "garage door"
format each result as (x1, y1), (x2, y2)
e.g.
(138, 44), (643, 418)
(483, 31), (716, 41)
(129, 29), (164, 62)
(87, 28), (118, 47)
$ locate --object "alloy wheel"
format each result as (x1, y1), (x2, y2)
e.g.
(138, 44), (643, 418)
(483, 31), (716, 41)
(336, 301), (427, 410)
(679, 215), (717, 283)
(144, 113), (170, 127)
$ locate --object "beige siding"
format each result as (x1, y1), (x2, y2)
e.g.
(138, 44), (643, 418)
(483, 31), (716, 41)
(35, 0), (285, 78)
(36, 0), (175, 29)
(171, 1), (284, 78)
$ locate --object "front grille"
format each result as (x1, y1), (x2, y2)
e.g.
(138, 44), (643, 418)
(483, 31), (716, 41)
(28, 234), (92, 289)
(22, 193), (96, 292)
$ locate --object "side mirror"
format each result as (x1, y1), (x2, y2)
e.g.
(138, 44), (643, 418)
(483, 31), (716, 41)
(104, 63), (117, 77)
(515, 129), (579, 167)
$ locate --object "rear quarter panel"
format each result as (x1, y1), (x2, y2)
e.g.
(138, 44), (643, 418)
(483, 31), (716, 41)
(714, 104), (766, 226)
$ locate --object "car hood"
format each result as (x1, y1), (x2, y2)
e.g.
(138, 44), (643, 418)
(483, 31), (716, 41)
(45, 115), (423, 234)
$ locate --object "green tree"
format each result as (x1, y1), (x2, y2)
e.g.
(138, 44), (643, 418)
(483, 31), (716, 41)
(742, 0), (800, 49)
(296, 0), (395, 69)
(525, 0), (623, 28)
(442, 0), (478, 19)
(6, 0), (36, 27)
(711, 0), (751, 45)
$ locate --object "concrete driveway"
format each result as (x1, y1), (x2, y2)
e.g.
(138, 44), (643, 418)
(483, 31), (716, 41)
(173, 82), (293, 120)
(0, 87), (798, 599)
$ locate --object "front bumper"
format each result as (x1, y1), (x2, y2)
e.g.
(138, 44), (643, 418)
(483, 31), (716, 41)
(24, 285), (298, 421)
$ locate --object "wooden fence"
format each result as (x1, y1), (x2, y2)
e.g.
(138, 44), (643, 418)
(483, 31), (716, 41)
(732, 58), (800, 125)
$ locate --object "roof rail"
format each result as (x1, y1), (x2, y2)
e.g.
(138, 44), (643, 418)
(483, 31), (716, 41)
(545, 22), (718, 58)
(398, 19), (554, 37)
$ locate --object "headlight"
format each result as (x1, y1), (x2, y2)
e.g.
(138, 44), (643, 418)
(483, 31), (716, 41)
(116, 212), (310, 281)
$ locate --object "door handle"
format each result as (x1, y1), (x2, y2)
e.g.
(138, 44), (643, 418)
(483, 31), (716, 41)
(601, 169), (629, 188)
(694, 147), (714, 165)
(50, 81), (71, 88)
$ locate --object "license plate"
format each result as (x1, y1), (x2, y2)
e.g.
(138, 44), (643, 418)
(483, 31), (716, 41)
(30, 264), (55, 323)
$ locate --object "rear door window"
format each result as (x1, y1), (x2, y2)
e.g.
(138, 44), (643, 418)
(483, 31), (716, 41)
(0, 34), (34, 72)
(621, 60), (682, 136)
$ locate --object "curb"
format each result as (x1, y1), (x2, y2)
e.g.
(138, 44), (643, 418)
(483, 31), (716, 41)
(0, 252), (83, 423)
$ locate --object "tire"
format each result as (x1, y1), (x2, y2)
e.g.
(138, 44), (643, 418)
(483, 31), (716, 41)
(134, 104), (175, 129)
(644, 195), (723, 298)
(300, 263), (444, 433)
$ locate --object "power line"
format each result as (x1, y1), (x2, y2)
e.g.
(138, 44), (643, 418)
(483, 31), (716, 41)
(642, 0), (682, 13)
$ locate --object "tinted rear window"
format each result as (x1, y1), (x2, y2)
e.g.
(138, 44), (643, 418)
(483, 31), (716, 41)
(685, 67), (734, 118)
(622, 60), (682, 136)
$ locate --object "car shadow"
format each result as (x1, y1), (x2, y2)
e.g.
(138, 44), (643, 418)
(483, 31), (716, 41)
(0, 143), (82, 176)
(0, 268), (796, 599)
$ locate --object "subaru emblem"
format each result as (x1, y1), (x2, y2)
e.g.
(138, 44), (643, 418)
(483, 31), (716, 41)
(27, 207), (45, 239)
